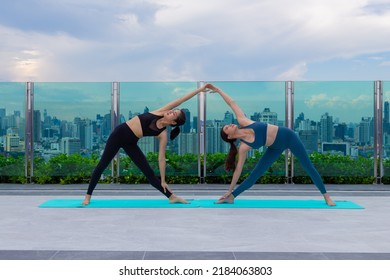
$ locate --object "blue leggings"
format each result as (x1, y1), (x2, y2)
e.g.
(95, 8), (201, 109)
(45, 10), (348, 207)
(232, 127), (327, 197)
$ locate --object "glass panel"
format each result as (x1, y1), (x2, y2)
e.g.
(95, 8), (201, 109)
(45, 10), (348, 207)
(383, 81), (390, 184)
(206, 81), (286, 183)
(0, 82), (26, 183)
(294, 81), (374, 184)
(119, 82), (199, 184)
(33, 82), (112, 184)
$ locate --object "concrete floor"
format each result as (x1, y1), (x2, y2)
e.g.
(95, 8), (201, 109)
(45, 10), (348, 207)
(0, 183), (390, 260)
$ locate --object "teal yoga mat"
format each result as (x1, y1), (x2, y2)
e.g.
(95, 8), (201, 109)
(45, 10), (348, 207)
(39, 199), (364, 209)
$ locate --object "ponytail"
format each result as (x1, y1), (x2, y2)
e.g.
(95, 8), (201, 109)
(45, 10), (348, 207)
(170, 126), (181, 140)
(220, 127), (238, 172)
(225, 141), (238, 171)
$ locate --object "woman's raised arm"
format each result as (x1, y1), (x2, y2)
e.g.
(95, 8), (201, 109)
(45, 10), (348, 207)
(205, 84), (252, 127)
(155, 85), (207, 113)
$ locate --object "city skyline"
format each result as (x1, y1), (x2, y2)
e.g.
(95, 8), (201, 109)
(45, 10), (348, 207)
(1, 81), (389, 124)
(1, 100), (386, 160)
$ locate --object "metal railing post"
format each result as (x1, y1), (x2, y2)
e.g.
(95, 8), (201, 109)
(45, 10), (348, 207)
(25, 82), (34, 183)
(374, 80), (383, 184)
(111, 82), (120, 182)
(197, 81), (206, 184)
(285, 81), (294, 184)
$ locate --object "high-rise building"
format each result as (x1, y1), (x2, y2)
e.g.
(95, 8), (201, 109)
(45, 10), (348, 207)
(181, 108), (191, 133)
(223, 111), (234, 125)
(60, 137), (81, 155)
(320, 113), (333, 143)
(33, 110), (41, 143)
(5, 128), (21, 152)
(384, 101), (389, 134)
(294, 112), (305, 130)
(192, 116), (198, 133)
(259, 108), (278, 125)
(299, 130), (318, 154)
(358, 117), (371, 145)
(138, 137), (156, 154)
(334, 123), (347, 141)
(177, 132), (197, 155)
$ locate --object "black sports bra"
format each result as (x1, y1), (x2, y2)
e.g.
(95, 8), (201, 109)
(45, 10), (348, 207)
(138, 112), (166, 136)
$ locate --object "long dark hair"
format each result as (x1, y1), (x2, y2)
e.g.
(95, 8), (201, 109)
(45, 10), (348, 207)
(221, 127), (238, 171)
(170, 109), (186, 140)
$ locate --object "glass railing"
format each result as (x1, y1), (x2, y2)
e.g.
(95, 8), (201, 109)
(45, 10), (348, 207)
(294, 81), (375, 184)
(0, 81), (388, 186)
(33, 82), (112, 183)
(0, 82), (26, 182)
(383, 81), (390, 183)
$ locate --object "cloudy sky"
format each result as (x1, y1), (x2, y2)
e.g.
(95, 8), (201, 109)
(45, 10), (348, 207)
(1, 0), (390, 82)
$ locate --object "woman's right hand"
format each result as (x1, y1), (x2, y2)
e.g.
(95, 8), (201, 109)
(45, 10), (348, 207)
(204, 83), (220, 92)
(219, 191), (232, 200)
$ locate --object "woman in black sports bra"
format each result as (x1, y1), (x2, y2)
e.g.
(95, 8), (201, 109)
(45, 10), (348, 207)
(82, 85), (208, 205)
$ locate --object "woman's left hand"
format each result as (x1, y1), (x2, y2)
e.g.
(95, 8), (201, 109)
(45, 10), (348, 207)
(220, 191), (232, 199)
(161, 182), (172, 193)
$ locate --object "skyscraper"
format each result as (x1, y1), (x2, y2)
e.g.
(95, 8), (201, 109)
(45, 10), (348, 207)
(358, 117), (371, 145)
(384, 101), (389, 134)
(259, 108), (278, 125)
(181, 108), (191, 133)
(320, 113), (333, 143)
(33, 110), (42, 143)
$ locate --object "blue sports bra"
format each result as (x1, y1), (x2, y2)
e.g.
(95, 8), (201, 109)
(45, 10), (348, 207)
(240, 122), (267, 149)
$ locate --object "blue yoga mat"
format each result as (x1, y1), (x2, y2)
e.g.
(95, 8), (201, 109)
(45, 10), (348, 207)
(39, 199), (364, 209)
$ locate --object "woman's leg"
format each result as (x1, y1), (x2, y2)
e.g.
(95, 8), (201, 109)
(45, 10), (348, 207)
(288, 133), (327, 194)
(86, 130), (121, 196)
(122, 144), (172, 198)
(232, 148), (283, 197)
(287, 131), (336, 206)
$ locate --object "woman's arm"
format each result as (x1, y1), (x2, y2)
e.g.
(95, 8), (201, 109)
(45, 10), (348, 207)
(157, 131), (170, 193)
(227, 145), (249, 192)
(154, 85), (206, 113)
(205, 84), (252, 127)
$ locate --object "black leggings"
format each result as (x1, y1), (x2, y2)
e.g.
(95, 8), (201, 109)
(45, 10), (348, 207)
(87, 123), (172, 198)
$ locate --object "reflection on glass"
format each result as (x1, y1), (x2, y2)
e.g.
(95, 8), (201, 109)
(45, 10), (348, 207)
(383, 81), (390, 182)
(0, 82), (26, 181)
(33, 82), (112, 181)
(294, 81), (374, 179)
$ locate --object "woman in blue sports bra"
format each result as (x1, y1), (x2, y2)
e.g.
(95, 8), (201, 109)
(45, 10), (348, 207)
(204, 84), (336, 206)
(82, 84), (209, 206)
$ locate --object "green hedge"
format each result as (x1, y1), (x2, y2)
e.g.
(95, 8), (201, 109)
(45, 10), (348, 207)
(0, 152), (386, 184)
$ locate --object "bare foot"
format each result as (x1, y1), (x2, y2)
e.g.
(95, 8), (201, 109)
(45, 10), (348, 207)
(169, 194), (189, 204)
(215, 194), (235, 204)
(323, 193), (336, 206)
(82, 195), (91, 206)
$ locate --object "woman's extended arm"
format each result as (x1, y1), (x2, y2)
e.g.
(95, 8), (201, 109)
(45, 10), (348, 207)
(155, 85), (207, 113)
(224, 145), (249, 195)
(157, 131), (170, 193)
(205, 84), (252, 126)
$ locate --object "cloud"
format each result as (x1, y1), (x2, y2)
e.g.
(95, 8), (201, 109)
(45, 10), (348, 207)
(305, 93), (371, 110)
(1, 0), (390, 81)
(276, 63), (308, 80)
